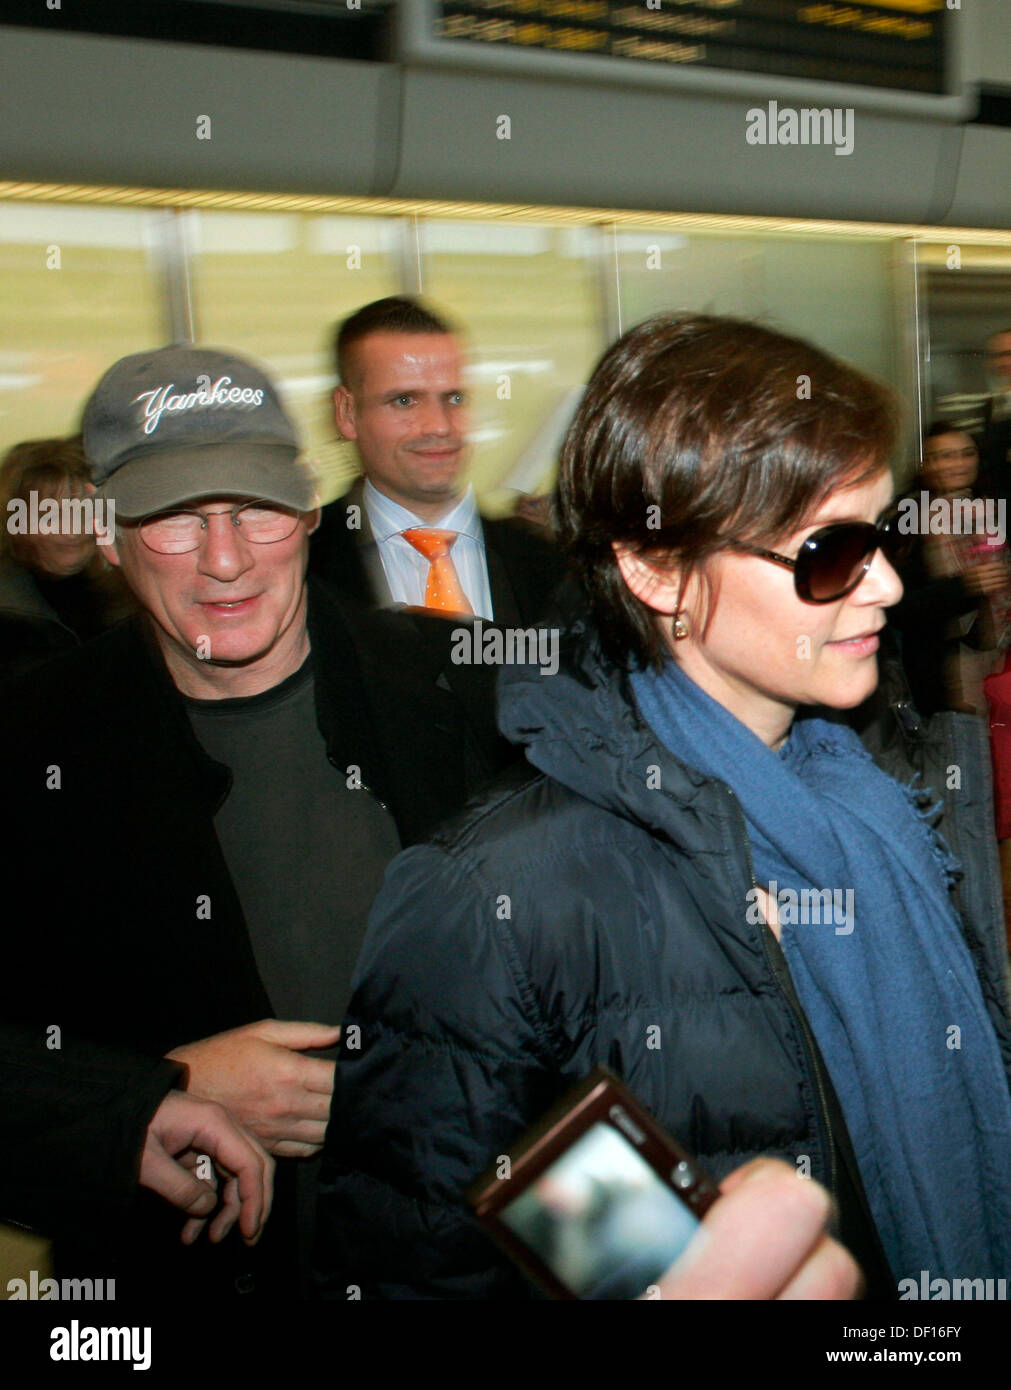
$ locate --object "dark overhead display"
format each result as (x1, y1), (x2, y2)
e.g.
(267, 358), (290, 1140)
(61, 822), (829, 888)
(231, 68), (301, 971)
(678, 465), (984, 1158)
(1, 0), (391, 61)
(435, 0), (947, 94)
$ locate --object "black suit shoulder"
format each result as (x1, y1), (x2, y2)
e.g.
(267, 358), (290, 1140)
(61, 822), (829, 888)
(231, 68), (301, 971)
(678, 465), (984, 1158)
(309, 489), (374, 605)
(482, 514), (564, 572)
(480, 515), (570, 624)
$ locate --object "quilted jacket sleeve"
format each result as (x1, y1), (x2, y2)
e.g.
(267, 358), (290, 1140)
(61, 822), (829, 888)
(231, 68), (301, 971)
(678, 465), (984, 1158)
(314, 841), (562, 1300)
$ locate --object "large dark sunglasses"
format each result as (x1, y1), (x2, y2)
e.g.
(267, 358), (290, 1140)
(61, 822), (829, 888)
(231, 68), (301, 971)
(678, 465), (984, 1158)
(729, 513), (911, 603)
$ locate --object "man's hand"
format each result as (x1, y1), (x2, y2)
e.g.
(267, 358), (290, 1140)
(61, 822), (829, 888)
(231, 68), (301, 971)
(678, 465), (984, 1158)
(644, 1158), (861, 1300)
(165, 1019), (341, 1157)
(139, 1089), (274, 1247)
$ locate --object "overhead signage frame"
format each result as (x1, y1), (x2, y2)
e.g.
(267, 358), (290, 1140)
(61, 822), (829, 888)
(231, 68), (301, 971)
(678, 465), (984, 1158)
(398, 0), (975, 121)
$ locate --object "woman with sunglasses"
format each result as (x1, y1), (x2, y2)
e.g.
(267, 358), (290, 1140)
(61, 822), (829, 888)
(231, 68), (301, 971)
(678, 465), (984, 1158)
(317, 314), (1011, 1300)
(893, 422), (1011, 719)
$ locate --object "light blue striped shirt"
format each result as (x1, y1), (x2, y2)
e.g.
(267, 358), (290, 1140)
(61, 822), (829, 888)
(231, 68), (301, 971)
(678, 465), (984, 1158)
(362, 480), (494, 619)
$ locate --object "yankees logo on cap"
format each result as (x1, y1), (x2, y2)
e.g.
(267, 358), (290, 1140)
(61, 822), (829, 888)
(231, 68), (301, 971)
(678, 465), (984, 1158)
(82, 344), (316, 518)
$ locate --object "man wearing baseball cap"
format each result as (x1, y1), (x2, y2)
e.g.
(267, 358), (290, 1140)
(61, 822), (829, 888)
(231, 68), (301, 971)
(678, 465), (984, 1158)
(0, 344), (501, 1298)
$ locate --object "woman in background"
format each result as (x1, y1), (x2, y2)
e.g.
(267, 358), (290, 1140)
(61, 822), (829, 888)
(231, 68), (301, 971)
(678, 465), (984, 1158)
(0, 435), (133, 680)
(893, 421), (1011, 717)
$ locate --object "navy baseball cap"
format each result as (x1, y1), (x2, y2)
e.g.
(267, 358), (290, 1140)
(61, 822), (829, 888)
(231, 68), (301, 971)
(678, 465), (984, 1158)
(82, 345), (317, 518)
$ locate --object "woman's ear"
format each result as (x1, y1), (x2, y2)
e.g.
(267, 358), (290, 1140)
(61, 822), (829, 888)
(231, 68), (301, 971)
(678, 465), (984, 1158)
(612, 542), (682, 616)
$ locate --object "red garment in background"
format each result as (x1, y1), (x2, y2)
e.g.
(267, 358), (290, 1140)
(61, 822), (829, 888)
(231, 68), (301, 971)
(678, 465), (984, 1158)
(984, 648), (1011, 840)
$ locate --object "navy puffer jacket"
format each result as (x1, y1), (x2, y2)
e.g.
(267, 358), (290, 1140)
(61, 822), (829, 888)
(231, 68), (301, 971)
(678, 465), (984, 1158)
(315, 622), (1011, 1300)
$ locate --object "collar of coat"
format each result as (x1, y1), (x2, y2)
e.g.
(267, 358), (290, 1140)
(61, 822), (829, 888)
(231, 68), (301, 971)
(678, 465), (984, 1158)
(496, 616), (940, 854)
(106, 576), (395, 819)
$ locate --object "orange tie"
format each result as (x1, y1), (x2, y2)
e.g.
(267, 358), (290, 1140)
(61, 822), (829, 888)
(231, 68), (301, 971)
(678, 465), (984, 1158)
(401, 528), (474, 615)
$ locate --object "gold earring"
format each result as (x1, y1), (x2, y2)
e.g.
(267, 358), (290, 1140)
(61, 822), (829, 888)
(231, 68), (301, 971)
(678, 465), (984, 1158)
(673, 614), (689, 641)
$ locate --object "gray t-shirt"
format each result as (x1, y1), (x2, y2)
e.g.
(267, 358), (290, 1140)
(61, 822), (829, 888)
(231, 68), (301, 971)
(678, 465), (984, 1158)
(185, 656), (401, 1025)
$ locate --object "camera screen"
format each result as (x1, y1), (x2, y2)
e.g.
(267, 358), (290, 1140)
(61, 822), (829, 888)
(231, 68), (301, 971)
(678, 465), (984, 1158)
(499, 1120), (701, 1299)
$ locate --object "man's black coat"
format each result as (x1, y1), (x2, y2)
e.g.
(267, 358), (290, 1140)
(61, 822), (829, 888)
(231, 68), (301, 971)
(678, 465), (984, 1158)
(0, 577), (505, 1294)
(0, 1023), (184, 1241)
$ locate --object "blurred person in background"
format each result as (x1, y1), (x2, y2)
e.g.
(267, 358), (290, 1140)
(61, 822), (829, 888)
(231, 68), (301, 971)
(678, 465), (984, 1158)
(310, 295), (568, 625)
(892, 422), (1011, 718)
(979, 328), (1011, 490)
(310, 294), (578, 784)
(316, 314), (1011, 1301)
(0, 435), (133, 679)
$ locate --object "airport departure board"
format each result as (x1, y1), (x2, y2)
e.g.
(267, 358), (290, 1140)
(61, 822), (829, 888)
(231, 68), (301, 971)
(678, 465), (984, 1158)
(435, 0), (947, 94)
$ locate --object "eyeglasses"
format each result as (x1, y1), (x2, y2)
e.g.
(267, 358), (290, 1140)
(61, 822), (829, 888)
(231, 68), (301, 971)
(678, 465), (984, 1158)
(729, 513), (911, 604)
(133, 500), (301, 554)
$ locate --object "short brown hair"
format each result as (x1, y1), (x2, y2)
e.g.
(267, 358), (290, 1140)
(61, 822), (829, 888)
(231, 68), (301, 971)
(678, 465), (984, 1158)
(923, 419), (968, 442)
(555, 314), (899, 669)
(334, 296), (456, 387)
(0, 435), (90, 564)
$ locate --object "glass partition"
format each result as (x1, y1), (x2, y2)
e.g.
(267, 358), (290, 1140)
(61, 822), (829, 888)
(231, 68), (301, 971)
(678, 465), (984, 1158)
(418, 219), (603, 513)
(191, 210), (402, 502)
(616, 226), (901, 388)
(0, 201), (164, 450)
(0, 195), (947, 510)
(917, 241), (1011, 426)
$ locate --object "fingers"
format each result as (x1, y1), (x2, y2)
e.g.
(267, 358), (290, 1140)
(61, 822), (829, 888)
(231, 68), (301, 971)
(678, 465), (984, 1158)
(140, 1138), (220, 1222)
(142, 1091), (274, 1247)
(285, 1086), (333, 1121)
(967, 563), (1005, 595)
(243, 1098), (329, 1154)
(245, 1019), (342, 1051)
(207, 1171), (242, 1245)
(298, 1057), (338, 1096)
(180, 1215), (209, 1246)
(717, 1155), (792, 1196)
(271, 1138), (324, 1159)
(652, 1159), (850, 1300)
(777, 1233), (863, 1300)
(186, 1108), (274, 1244)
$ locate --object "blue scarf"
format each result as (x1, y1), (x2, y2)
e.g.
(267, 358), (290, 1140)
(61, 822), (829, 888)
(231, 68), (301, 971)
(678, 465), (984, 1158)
(631, 659), (1011, 1285)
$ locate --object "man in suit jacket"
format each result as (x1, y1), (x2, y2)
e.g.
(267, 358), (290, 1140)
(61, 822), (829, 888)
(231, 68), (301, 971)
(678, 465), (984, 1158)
(309, 296), (569, 627)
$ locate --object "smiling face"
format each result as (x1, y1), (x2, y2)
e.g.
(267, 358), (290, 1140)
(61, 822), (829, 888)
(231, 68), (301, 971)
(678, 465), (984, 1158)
(335, 332), (469, 522)
(22, 481), (96, 577)
(618, 470), (902, 747)
(105, 494), (318, 698)
(922, 431), (979, 494)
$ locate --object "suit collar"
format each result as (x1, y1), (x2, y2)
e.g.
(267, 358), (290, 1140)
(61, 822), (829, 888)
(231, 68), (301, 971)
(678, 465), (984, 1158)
(342, 476), (375, 544)
(362, 478), (480, 541)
